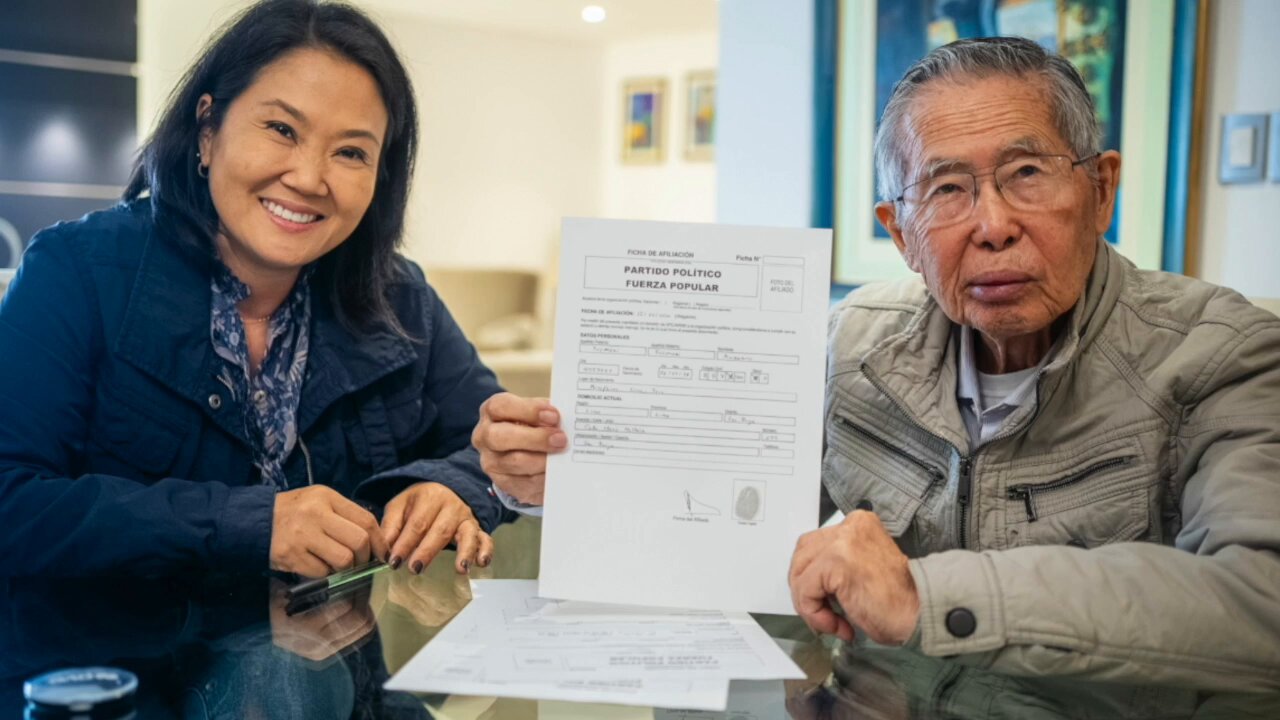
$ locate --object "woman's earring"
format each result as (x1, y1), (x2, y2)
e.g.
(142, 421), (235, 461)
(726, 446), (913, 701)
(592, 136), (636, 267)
(196, 151), (209, 179)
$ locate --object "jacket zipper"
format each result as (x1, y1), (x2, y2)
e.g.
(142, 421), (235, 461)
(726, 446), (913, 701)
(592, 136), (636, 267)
(861, 359), (1054, 549)
(957, 456), (972, 549)
(834, 414), (944, 497)
(861, 368), (974, 548)
(954, 374), (1050, 545)
(1006, 456), (1132, 522)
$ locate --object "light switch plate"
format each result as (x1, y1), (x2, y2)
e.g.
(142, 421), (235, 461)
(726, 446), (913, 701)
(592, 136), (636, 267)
(1220, 113), (1268, 184)
(1270, 113), (1280, 183)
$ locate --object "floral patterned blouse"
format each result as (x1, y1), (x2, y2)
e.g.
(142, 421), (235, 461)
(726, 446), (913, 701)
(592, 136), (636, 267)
(209, 261), (312, 491)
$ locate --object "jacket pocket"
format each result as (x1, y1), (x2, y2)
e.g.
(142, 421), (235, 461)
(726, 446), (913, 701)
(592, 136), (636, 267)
(344, 390), (443, 473)
(89, 393), (184, 479)
(1004, 443), (1152, 549)
(823, 414), (943, 537)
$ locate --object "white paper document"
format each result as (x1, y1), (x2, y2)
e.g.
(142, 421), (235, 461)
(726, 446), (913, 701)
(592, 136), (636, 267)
(385, 581), (803, 711)
(540, 218), (832, 614)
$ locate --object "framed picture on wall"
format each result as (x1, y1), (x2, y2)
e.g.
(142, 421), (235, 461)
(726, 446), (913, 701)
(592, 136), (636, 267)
(622, 77), (667, 164)
(684, 70), (717, 162)
(833, 0), (1176, 285)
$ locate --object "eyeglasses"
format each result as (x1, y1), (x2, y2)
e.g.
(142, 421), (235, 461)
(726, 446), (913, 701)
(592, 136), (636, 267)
(894, 153), (1099, 228)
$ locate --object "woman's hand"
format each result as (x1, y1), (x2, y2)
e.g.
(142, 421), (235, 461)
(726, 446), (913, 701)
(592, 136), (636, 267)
(381, 482), (493, 575)
(270, 485), (389, 578)
(471, 393), (566, 505)
(269, 579), (376, 663)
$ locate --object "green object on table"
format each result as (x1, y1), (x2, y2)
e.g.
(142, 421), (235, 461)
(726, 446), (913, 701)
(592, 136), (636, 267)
(286, 559), (389, 600)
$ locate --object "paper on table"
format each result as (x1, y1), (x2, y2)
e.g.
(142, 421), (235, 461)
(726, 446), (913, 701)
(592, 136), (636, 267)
(389, 640), (730, 711)
(475, 595), (805, 683)
(541, 218), (832, 614)
(385, 581), (803, 711)
(655, 679), (787, 720)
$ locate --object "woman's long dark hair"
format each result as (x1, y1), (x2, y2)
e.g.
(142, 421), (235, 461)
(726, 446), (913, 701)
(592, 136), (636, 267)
(125, 0), (417, 336)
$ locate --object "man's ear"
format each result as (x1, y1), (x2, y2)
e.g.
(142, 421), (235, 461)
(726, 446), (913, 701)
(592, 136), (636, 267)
(875, 200), (919, 273)
(1091, 150), (1122, 236)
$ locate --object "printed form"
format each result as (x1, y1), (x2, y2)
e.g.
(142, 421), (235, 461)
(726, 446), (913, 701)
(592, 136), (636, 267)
(384, 581), (803, 711)
(541, 218), (832, 614)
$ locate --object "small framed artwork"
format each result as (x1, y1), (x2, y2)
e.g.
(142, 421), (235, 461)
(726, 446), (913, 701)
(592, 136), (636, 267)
(622, 77), (666, 164)
(1218, 113), (1269, 184)
(684, 70), (716, 162)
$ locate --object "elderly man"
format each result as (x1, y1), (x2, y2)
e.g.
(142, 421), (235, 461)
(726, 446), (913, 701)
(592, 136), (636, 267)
(472, 37), (1280, 689)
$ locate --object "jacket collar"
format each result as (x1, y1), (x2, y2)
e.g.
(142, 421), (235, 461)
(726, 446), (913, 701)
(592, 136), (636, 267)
(114, 216), (417, 440)
(860, 237), (1124, 451)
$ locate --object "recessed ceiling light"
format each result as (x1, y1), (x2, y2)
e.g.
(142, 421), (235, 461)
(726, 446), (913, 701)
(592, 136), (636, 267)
(581, 5), (606, 23)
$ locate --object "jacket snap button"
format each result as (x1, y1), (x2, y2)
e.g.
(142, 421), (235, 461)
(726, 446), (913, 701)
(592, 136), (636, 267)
(855, 499), (874, 512)
(945, 608), (977, 638)
(208, 393), (222, 410)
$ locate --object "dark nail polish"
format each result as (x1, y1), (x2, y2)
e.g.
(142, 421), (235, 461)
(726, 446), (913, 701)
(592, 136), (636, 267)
(461, 560), (471, 573)
(411, 560), (424, 574)
(479, 554), (492, 567)
(389, 556), (402, 570)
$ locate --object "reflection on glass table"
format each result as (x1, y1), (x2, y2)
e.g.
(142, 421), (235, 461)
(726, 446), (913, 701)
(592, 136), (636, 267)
(1, 516), (1277, 719)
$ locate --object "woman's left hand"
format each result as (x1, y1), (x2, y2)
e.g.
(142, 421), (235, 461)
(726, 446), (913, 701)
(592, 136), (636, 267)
(381, 482), (493, 575)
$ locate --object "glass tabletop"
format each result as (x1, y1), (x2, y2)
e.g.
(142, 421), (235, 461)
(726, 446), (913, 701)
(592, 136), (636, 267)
(2, 517), (1276, 719)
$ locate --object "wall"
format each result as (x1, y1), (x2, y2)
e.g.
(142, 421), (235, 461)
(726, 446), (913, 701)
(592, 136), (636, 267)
(137, 0), (248, 135)
(1196, 0), (1280, 300)
(716, 0), (815, 227)
(599, 33), (718, 223)
(387, 19), (602, 271)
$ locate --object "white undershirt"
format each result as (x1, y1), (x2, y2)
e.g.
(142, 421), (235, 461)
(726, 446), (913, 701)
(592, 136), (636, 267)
(956, 326), (1056, 449)
(977, 366), (1039, 413)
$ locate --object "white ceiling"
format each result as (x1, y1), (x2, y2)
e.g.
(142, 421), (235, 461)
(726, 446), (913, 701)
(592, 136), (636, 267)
(364, 0), (719, 44)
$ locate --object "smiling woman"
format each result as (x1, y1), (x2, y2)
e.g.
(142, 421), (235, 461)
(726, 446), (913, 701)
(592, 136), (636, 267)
(195, 48), (388, 361)
(0, 0), (513, 582)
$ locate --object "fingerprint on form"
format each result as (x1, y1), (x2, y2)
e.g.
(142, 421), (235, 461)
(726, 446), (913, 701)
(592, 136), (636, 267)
(735, 486), (761, 521)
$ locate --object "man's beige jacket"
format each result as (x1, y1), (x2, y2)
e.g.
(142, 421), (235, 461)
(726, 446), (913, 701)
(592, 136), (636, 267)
(825, 239), (1280, 691)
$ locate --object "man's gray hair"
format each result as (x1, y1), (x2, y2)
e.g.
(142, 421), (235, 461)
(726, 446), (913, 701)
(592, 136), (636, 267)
(874, 36), (1102, 201)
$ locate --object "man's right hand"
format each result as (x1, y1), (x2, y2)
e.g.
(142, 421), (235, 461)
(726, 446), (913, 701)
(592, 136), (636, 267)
(471, 392), (566, 506)
(269, 485), (389, 578)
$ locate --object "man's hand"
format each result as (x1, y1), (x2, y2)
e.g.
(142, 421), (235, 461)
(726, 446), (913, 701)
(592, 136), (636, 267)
(381, 482), (493, 574)
(788, 510), (920, 645)
(270, 486), (390, 578)
(471, 392), (566, 505)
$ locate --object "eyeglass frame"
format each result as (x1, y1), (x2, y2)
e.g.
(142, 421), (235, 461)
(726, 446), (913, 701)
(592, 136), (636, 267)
(890, 152), (1102, 222)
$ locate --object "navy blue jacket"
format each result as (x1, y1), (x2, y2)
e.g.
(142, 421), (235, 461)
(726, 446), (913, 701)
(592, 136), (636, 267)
(0, 202), (512, 577)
